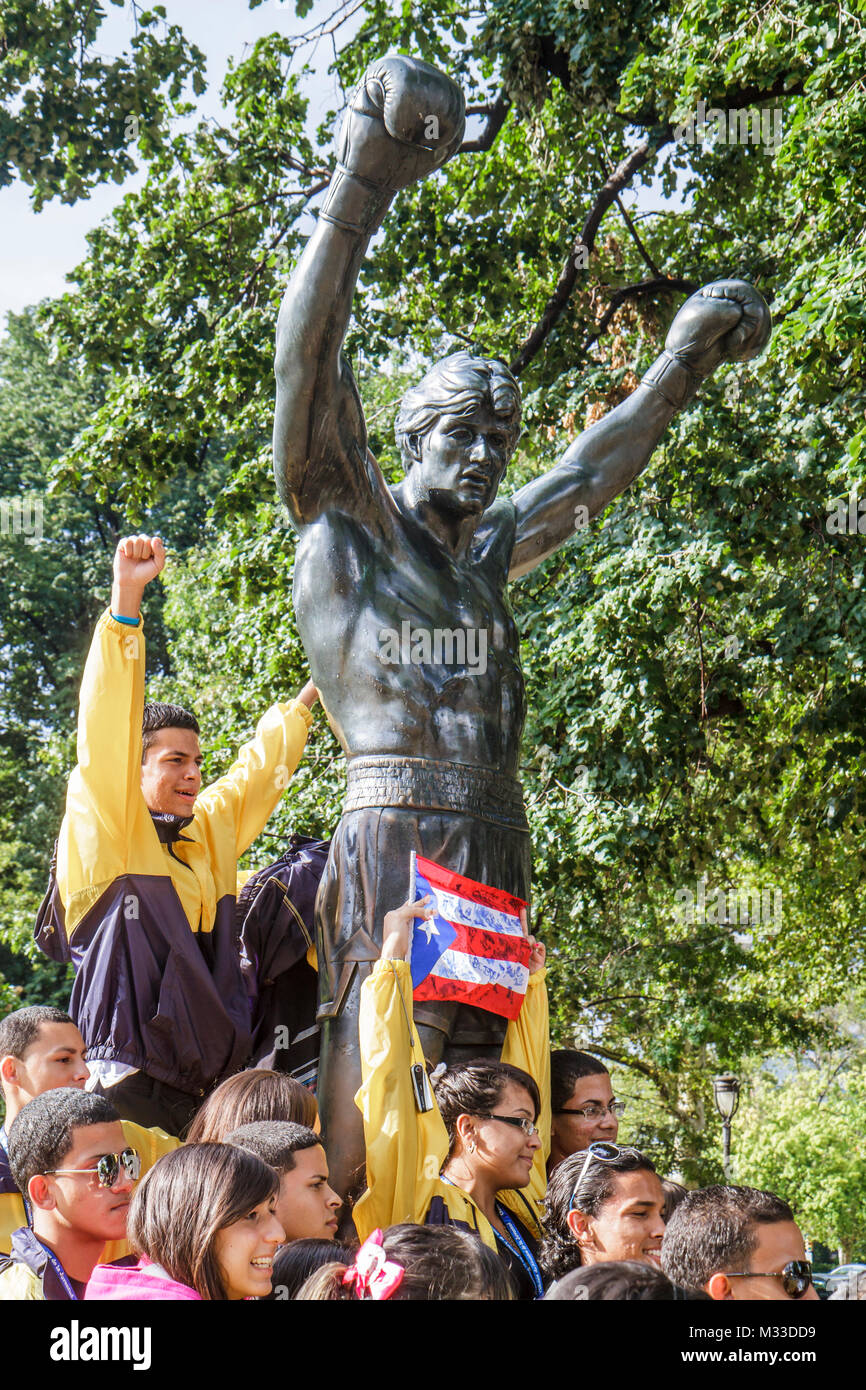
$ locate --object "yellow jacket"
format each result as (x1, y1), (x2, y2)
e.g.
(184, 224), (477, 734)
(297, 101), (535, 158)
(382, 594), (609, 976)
(353, 959), (550, 1248)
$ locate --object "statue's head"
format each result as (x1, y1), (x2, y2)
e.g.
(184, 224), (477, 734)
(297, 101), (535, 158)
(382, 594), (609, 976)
(394, 351), (522, 516)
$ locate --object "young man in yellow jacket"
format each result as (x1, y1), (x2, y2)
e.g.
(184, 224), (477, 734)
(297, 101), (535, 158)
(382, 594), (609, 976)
(49, 534), (317, 1134)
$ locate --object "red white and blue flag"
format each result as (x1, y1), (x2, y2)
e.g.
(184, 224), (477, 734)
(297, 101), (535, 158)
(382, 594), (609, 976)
(409, 853), (531, 1021)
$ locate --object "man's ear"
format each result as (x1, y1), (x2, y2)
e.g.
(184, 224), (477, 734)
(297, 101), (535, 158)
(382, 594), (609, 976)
(0, 1054), (19, 1088)
(27, 1175), (56, 1213)
(706, 1272), (734, 1301)
(566, 1208), (592, 1248)
(406, 433), (423, 465)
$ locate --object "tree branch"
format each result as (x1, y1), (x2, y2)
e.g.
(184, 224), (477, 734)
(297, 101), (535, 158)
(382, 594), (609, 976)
(459, 90), (510, 153)
(614, 189), (661, 278)
(509, 130), (672, 375)
(583, 275), (697, 354)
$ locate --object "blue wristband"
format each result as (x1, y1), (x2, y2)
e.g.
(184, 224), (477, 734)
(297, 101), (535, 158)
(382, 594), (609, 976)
(111, 612), (141, 626)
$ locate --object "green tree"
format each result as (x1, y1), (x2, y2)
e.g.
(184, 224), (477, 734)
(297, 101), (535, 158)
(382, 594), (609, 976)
(0, 0), (204, 208)
(735, 1044), (866, 1261)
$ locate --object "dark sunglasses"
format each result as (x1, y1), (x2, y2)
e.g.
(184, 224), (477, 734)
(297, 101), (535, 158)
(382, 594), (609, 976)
(724, 1260), (813, 1299)
(45, 1147), (141, 1189)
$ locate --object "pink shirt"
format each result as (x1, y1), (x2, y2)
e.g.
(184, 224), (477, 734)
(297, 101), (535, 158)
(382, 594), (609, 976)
(85, 1258), (202, 1301)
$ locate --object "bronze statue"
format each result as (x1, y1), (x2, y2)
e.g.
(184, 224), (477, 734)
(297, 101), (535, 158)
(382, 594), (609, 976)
(273, 56), (771, 1196)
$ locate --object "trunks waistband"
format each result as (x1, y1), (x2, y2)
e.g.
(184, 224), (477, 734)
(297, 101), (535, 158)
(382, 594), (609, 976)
(343, 756), (529, 831)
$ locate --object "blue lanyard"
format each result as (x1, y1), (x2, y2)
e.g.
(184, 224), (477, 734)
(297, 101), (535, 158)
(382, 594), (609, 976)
(35, 1239), (79, 1301)
(0, 1128), (32, 1227)
(438, 1172), (544, 1298)
(495, 1202), (545, 1299)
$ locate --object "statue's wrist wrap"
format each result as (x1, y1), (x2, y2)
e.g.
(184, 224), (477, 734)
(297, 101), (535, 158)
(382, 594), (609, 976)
(318, 164), (394, 235)
(641, 350), (706, 410)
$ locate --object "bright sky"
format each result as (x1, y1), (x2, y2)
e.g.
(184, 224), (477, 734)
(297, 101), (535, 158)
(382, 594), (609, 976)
(0, 0), (361, 325)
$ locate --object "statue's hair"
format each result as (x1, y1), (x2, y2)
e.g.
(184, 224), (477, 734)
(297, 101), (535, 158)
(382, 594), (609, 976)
(394, 351), (522, 472)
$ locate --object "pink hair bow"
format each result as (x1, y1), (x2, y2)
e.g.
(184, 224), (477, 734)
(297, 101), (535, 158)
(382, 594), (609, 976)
(342, 1230), (404, 1301)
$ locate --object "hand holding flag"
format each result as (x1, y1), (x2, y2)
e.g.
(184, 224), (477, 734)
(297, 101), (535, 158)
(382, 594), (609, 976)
(408, 855), (537, 1020)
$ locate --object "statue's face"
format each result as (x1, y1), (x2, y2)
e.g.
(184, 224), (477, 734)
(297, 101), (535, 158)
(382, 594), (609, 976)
(409, 403), (511, 516)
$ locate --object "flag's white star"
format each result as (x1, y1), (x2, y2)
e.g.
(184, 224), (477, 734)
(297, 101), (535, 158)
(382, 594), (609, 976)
(419, 914), (440, 945)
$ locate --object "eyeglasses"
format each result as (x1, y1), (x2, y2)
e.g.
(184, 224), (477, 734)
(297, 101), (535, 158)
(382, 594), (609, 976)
(45, 1148), (141, 1188)
(724, 1261), (813, 1299)
(554, 1100), (627, 1120)
(570, 1141), (644, 1209)
(479, 1113), (540, 1139)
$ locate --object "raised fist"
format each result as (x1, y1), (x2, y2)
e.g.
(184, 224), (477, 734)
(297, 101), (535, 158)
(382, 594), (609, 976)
(112, 534), (165, 592)
(665, 280), (772, 378)
(335, 55), (465, 193)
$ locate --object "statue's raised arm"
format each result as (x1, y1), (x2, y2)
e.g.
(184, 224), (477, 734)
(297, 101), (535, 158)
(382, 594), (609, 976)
(273, 57), (465, 530)
(508, 280), (772, 579)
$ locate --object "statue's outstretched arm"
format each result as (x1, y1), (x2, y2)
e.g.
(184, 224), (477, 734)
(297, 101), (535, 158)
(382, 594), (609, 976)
(508, 281), (771, 579)
(274, 58), (465, 529)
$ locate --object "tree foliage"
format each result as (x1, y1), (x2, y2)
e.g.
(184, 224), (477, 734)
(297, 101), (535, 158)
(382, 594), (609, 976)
(0, 1), (205, 209)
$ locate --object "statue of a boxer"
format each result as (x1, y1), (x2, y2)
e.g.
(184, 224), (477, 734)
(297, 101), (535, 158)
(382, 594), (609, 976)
(273, 55), (771, 1196)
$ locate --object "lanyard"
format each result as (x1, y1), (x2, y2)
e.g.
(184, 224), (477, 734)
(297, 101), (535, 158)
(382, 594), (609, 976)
(438, 1172), (545, 1299)
(495, 1202), (545, 1299)
(0, 1128), (32, 1228)
(35, 1239), (79, 1301)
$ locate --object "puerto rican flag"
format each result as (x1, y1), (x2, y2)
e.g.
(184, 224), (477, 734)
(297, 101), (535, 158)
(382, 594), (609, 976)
(409, 854), (531, 1021)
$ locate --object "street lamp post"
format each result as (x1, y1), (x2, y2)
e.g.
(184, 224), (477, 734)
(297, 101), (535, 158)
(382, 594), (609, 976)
(712, 1073), (741, 1180)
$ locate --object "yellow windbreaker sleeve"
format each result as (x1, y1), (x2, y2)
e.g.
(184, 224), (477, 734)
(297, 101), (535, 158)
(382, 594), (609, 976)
(0, 1191), (26, 1256)
(60, 610), (155, 921)
(194, 699), (313, 861)
(499, 967), (550, 1233)
(0, 1262), (42, 1300)
(353, 959), (450, 1239)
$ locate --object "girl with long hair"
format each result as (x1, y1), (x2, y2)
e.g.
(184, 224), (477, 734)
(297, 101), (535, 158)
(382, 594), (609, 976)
(85, 1143), (284, 1300)
(186, 1068), (318, 1141)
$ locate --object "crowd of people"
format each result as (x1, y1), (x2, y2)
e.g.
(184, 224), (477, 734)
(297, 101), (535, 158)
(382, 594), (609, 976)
(0, 536), (835, 1301)
(0, 1001), (822, 1302)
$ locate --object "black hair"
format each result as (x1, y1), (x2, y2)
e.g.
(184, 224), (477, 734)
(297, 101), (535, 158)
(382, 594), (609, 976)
(224, 1120), (320, 1175)
(267, 1239), (353, 1300)
(541, 1145), (659, 1282)
(297, 1222), (516, 1301)
(544, 1260), (710, 1301)
(661, 1178), (689, 1224)
(0, 1005), (76, 1062)
(661, 1185), (796, 1292)
(550, 1049), (611, 1112)
(433, 1060), (540, 1157)
(141, 701), (200, 760)
(8, 1088), (119, 1195)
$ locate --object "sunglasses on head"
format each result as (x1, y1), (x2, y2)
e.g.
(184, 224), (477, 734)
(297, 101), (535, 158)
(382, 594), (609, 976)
(724, 1260), (813, 1299)
(45, 1147), (141, 1189)
(570, 1141), (644, 1209)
